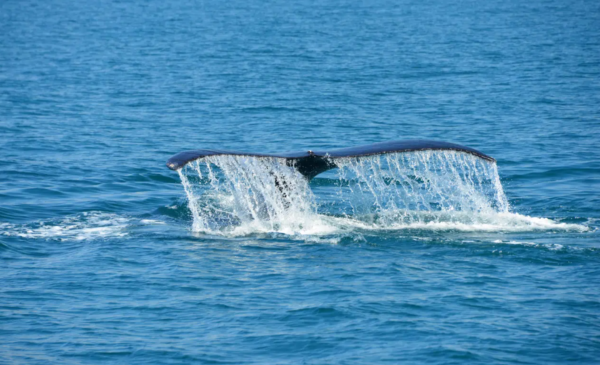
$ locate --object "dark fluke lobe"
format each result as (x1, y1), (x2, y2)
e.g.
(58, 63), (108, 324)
(166, 140), (495, 180)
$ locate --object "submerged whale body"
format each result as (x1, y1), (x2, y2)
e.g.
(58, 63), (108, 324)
(166, 140), (495, 180)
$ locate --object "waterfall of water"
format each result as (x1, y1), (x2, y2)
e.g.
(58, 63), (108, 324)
(334, 150), (509, 226)
(177, 155), (327, 235)
(176, 151), (515, 235)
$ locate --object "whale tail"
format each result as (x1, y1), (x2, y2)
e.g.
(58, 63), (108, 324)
(166, 140), (495, 180)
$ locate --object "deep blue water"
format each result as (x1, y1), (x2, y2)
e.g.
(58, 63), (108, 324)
(1, 0), (600, 363)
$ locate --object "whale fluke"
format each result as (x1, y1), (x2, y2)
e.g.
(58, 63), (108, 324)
(166, 140), (495, 180)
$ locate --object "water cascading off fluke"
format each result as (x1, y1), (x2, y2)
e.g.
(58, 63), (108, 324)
(168, 141), (508, 235)
(177, 155), (321, 234)
(332, 150), (508, 227)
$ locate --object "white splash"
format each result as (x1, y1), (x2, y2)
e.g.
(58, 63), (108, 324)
(176, 151), (588, 236)
(1, 212), (131, 241)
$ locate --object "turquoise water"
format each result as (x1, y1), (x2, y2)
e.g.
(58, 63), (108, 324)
(1, 0), (600, 363)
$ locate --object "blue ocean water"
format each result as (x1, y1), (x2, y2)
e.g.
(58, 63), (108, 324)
(1, 0), (600, 363)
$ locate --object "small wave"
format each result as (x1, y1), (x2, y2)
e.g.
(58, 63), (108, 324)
(492, 239), (566, 251)
(329, 212), (589, 233)
(1, 212), (131, 241)
(140, 219), (166, 225)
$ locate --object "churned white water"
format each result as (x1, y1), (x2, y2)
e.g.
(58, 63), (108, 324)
(1, 212), (131, 241)
(176, 151), (587, 236)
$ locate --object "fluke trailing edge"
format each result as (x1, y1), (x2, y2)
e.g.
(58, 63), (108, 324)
(166, 140), (495, 180)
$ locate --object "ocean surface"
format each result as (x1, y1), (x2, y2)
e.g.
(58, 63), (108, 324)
(1, 0), (599, 363)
